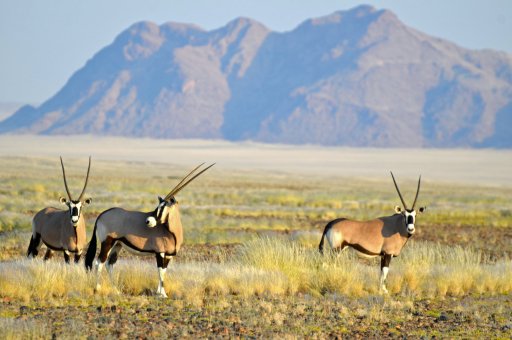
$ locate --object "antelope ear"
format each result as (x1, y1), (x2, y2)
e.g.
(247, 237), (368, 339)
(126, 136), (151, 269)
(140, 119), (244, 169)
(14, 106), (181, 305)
(59, 197), (67, 205)
(158, 196), (164, 203)
(418, 206), (426, 213)
(394, 205), (402, 213)
(84, 198), (92, 205)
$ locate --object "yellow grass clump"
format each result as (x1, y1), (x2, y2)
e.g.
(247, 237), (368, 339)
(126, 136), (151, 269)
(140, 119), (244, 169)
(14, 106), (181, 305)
(0, 259), (95, 302)
(387, 241), (512, 297)
(0, 239), (510, 302)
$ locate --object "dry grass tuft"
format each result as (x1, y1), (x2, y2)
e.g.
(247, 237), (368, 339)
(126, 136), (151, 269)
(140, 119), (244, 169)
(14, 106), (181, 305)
(0, 239), (510, 302)
(0, 318), (50, 340)
(0, 259), (95, 302)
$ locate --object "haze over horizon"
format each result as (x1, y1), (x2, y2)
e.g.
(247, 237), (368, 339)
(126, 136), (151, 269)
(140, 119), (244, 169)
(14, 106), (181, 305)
(1, 0), (511, 104)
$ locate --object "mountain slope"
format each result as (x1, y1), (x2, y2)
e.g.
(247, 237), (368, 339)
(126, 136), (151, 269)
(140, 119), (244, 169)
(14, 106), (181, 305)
(2, 5), (511, 147)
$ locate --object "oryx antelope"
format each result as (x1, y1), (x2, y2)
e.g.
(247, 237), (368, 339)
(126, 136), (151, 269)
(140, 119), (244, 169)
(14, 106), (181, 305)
(27, 157), (92, 263)
(318, 172), (426, 293)
(85, 163), (214, 297)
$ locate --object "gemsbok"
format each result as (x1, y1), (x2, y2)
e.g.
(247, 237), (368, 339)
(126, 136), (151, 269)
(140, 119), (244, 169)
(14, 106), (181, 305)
(318, 172), (426, 293)
(85, 163), (214, 297)
(27, 157), (92, 263)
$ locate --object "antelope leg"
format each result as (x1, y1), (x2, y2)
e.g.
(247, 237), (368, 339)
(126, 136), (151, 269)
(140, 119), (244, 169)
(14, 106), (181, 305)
(95, 237), (115, 292)
(380, 254), (392, 294)
(155, 253), (171, 298)
(107, 242), (123, 273)
(44, 249), (54, 261)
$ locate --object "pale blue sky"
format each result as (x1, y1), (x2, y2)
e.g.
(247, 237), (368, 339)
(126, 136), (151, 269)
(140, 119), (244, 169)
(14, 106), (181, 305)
(1, 0), (511, 104)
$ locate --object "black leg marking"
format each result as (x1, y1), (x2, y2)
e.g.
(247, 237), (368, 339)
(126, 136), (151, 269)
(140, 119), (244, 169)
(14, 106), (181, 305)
(64, 252), (71, 264)
(381, 254), (392, 270)
(107, 243), (122, 266)
(98, 237), (115, 264)
(74, 253), (81, 263)
(43, 249), (53, 261)
(108, 251), (119, 266)
(155, 253), (164, 268)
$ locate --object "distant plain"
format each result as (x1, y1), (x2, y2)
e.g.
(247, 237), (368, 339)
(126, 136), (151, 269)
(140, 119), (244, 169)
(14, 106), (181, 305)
(1, 135), (511, 186)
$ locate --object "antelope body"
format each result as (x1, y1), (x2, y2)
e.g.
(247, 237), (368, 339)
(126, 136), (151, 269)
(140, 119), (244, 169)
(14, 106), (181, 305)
(319, 172), (425, 293)
(93, 206), (182, 255)
(27, 157), (92, 263)
(85, 163), (213, 297)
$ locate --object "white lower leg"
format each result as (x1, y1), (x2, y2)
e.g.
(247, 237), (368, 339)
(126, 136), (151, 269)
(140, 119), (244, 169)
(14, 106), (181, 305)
(106, 263), (114, 279)
(95, 261), (104, 291)
(380, 266), (389, 293)
(157, 267), (167, 297)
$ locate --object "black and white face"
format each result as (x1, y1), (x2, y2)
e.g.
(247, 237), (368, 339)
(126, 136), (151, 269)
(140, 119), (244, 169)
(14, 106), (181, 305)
(60, 197), (91, 227)
(146, 197), (176, 228)
(395, 206), (426, 235)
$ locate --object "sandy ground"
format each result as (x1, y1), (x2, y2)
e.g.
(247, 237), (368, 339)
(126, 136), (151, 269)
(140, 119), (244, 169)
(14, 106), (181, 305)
(0, 134), (511, 187)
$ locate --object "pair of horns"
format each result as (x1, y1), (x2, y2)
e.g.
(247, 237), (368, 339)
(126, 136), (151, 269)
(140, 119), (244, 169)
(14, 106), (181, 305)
(60, 156), (91, 201)
(164, 163), (215, 201)
(390, 171), (421, 210)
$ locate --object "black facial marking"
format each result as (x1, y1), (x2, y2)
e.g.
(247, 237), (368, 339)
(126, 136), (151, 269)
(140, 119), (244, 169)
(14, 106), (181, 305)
(157, 204), (164, 220)
(407, 215), (414, 225)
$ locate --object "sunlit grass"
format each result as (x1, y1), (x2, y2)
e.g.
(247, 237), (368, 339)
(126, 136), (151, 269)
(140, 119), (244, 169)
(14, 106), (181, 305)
(1, 239), (510, 303)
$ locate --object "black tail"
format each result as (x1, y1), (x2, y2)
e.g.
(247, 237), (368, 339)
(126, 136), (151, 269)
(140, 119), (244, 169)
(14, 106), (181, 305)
(27, 234), (40, 258)
(85, 221), (98, 270)
(319, 218), (345, 254)
(318, 224), (330, 255)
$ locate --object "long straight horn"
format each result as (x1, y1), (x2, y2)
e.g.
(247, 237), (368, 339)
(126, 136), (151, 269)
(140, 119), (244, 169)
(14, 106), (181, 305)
(390, 171), (408, 210)
(165, 163), (215, 200)
(78, 156), (92, 201)
(60, 156), (73, 200)
(411, 175), (421, 209)
(163, 163), (205, 200)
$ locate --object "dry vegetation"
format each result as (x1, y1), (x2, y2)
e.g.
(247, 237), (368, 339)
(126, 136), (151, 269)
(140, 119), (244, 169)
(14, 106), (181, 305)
(0, 155), (511, 338)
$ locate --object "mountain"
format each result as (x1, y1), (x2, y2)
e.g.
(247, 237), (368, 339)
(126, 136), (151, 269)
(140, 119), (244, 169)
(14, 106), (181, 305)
(0, 102), (24, 121)
(2, 5), (512, 147)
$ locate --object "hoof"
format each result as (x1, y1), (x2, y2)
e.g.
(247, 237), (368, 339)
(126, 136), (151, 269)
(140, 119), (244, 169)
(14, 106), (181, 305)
(156, 290), (168, 298)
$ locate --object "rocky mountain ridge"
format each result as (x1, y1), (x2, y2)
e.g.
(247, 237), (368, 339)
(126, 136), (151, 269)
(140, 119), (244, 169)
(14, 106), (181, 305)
(2, 5), (511, 147)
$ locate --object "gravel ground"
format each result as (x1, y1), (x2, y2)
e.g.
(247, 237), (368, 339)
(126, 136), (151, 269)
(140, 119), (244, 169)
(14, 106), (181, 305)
(2, 293), (511, 338)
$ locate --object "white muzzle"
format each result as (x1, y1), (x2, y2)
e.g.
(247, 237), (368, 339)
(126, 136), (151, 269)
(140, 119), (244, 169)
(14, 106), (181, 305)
(407, 224), (415, 234)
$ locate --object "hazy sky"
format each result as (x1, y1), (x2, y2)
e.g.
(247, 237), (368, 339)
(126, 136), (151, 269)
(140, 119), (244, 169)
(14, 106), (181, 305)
(1, 0), (511, 104)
